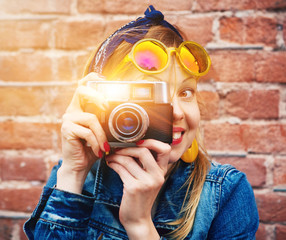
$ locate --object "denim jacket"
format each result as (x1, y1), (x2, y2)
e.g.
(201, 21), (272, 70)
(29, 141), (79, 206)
(24, 159), (259, 239)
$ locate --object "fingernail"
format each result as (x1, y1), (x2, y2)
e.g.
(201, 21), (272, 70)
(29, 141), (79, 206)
(136, 140), (144, 145)
(98, 150), (103, 158)
(104, 142), (110, 152)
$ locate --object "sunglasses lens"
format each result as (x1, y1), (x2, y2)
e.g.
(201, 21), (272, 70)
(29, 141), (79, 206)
(133, 41), (168, 71)
(180, 43), (210, 74)
(180, 46), (200, 73)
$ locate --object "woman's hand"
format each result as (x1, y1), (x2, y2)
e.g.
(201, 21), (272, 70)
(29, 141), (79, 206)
(57, 72), (110, 194)
(106, 139), (171, 240)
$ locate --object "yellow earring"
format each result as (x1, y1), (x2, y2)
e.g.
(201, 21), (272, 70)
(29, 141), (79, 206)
(181, 139), (199, 163)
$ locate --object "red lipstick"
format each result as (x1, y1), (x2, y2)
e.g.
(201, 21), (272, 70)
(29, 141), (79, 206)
(172, 127), (185, 145)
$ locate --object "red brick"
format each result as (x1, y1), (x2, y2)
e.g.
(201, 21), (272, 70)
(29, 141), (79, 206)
(225, 89), (279, 120)
(0, 218), (28, 240)
(104, 0), (145, 14)
(0, 187), (42, 212)
(0, 0), (72, 14)
(0, 121), (61, 150)
(77, 0), (105, 13)
(75, 53), (92, 78)
(176, 16), (214, 45)
(49, 86), (74, 117)
(276, 224), (286, 240)
(0, 219), (14, 240)
(220, 17), (244, 44)
(55, 53), (91, 80)
(256, 0), (286, 9)
(0, 86), (74, 117)
(193, 0), (248, 11)
(255, 51), (286, 83)
(0, 52), (52, 82)
(255, 192), (286, 222)
(0, 219), (13, 240)
(197, 91), (220, 120)
(203, 41), (285, 86)
(274, 158), (286, 186)
(0, 158), (2, 180)
(245, 17), (277, 46)
(194, 0), (286, 12)
(220, 16), (277, 47)
(145, 1), (194, 12)
(214, 157), (266, 187)
(203, 123), (245, 151)
(284, 19), (286, 45)
(242, 124), (286, 154)
(0, 20), (51, 50)
(95, 1), (193, 14)
(0, 87), (46, 116)
(55, 55), (74, 82)
(1, 156), (47, 181)
(207, 50), (256, 82)
(55, 20), (105, 50)
(255, 223), (268, 240)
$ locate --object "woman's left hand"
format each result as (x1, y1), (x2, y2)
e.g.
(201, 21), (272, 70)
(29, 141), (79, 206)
(105, 139), (171, 240)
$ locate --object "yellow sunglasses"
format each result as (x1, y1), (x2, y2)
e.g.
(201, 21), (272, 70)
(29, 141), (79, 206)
(110, 38), (211, 78)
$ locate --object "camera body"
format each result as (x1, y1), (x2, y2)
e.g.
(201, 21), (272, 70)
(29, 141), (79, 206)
(87, 80), (173, 147)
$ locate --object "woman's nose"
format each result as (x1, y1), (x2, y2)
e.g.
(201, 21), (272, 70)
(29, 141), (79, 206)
(172, 98), (184, 121)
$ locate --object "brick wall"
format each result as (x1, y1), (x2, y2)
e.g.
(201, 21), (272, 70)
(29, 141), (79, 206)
(0, 0), (285, 239)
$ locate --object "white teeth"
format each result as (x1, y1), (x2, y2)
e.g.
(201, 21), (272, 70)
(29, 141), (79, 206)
(173, 132), (182, 140)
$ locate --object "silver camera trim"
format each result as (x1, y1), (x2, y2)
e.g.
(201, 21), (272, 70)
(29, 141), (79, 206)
(108, 103), (149, 143)
(86, 80), (171, 104)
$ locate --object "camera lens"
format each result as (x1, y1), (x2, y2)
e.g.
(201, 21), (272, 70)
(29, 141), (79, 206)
(116, 111), (139, 134)
(108, 103), (149, 142)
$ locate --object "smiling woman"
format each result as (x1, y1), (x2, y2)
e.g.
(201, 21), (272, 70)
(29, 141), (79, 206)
(24, 5), (259, 240)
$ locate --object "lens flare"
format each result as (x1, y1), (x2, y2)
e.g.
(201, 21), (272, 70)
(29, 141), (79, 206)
(97, 83), (130, 101)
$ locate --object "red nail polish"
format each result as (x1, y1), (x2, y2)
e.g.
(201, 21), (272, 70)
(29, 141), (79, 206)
(136, 139), (144, 145)
(104, 142), (110, 152)
(98, 150), (103, 158)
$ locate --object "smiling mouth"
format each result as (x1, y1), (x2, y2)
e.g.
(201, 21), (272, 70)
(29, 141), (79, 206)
(172, 131), (185, 145)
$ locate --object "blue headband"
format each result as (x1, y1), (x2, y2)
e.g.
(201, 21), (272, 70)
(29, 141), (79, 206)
(90, 5), (183, 74)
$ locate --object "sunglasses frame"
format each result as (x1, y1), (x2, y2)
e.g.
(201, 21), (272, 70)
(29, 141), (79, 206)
(120, 38), (211, 77)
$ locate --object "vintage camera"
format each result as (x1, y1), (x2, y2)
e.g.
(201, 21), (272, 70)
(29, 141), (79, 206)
(87, 80), (173, 147)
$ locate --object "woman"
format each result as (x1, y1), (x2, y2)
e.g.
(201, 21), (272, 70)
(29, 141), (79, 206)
(24, 6), (259, 240)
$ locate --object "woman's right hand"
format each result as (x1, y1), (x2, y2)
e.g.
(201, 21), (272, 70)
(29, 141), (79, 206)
(57, 72), (110, 194)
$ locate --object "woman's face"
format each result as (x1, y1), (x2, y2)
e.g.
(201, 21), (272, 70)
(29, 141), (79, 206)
(121, 56), (201, 163)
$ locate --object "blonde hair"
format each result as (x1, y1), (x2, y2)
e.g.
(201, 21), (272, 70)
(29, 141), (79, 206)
(88, 25), (211, 240)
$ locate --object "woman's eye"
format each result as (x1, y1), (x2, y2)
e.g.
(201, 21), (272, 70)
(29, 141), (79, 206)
(179, 89), (193, 99)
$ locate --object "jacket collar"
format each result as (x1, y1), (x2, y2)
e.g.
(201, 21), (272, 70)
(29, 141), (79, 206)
(153, 161), (193, 229)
